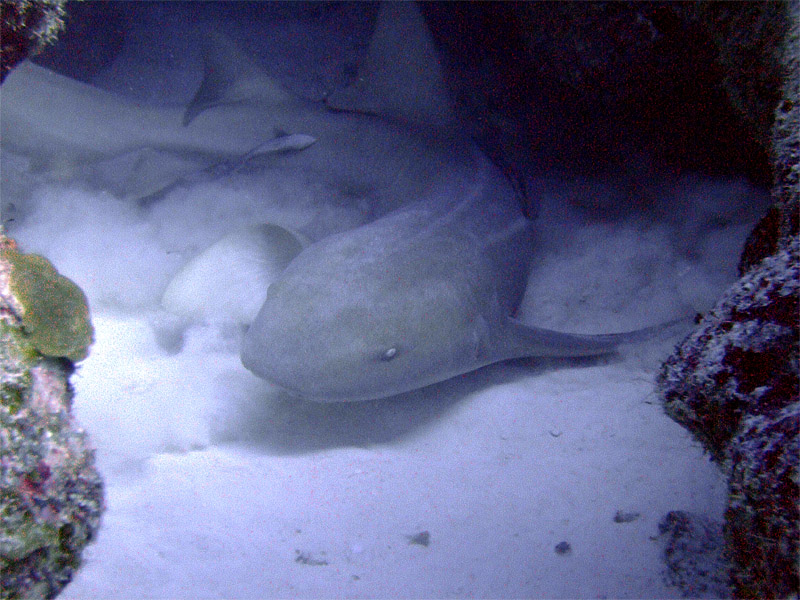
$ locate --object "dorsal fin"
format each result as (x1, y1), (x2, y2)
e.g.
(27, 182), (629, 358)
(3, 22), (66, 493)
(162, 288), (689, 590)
(325, 2), (455, 128)
(183, 31), (293, 126)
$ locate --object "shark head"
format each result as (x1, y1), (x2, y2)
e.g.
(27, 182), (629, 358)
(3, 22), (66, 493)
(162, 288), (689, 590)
(240, 212), (498, 402)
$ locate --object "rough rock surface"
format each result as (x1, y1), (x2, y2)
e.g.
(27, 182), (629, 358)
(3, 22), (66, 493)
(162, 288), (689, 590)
(0, 0), (68, 83)
(726, 405), (799, 598)
(740, 0), (799, 273)
(658, 237), (799, 598)
(0, 237), (104, 600)
(660, 238), (799, 462)
(656, 511), (731, 599)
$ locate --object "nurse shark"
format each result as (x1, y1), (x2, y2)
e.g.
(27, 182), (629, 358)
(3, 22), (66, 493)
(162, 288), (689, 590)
(1, 4), (681, 401)
(239, 173), (680, 401)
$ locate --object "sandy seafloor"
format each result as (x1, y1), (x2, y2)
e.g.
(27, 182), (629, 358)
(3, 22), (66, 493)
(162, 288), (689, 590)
(1, 3), (769, 598)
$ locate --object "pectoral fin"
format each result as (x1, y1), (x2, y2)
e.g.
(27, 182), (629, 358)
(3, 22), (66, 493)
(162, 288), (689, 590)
(499, 316), (692, 359)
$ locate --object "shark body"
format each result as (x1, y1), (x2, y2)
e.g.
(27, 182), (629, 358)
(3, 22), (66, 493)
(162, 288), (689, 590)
(1, 4), (680, 402)
(0, 25), (464, 209)
(240, 160), (677, 402)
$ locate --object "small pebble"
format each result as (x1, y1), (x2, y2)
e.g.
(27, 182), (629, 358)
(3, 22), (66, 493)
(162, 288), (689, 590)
(554, 541), (571, 555)
(613, 510), (641, 523)
(295, 550), (328, 566)
(407, 531), (430, 547)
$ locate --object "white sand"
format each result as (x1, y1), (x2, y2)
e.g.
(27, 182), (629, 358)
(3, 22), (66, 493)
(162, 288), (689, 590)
(60, 340), (727, 599)
(58, 317), (727, 599)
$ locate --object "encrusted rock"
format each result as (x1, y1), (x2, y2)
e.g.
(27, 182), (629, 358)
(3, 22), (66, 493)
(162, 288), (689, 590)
(740, 0), (799, 274)
(0, 245), (93, 362)
(659, 237), (799, 463)
(0, 0), (68, 83)
(656, 511), (731, 599)
(725, 405), (799, 598)
(1, 237), (104, 600)
(658, 237), (798, 598)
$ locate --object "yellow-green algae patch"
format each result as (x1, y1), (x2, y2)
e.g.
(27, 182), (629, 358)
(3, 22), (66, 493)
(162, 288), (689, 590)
(0, 248), (93, 362)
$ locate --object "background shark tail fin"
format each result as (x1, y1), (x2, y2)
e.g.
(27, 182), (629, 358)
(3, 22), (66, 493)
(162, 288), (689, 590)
(183, 31), (293, 126)
(325, 2), (456, 129)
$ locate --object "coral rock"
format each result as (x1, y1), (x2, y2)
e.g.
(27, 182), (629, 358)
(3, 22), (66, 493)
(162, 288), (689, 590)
(1, 237), (104, 599)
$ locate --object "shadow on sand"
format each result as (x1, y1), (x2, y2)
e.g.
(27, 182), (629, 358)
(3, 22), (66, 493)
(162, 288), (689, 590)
(218, 354), (615, 455)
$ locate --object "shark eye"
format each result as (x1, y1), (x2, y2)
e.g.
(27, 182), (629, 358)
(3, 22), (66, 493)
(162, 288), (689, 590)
(381, 347), (398, 361)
